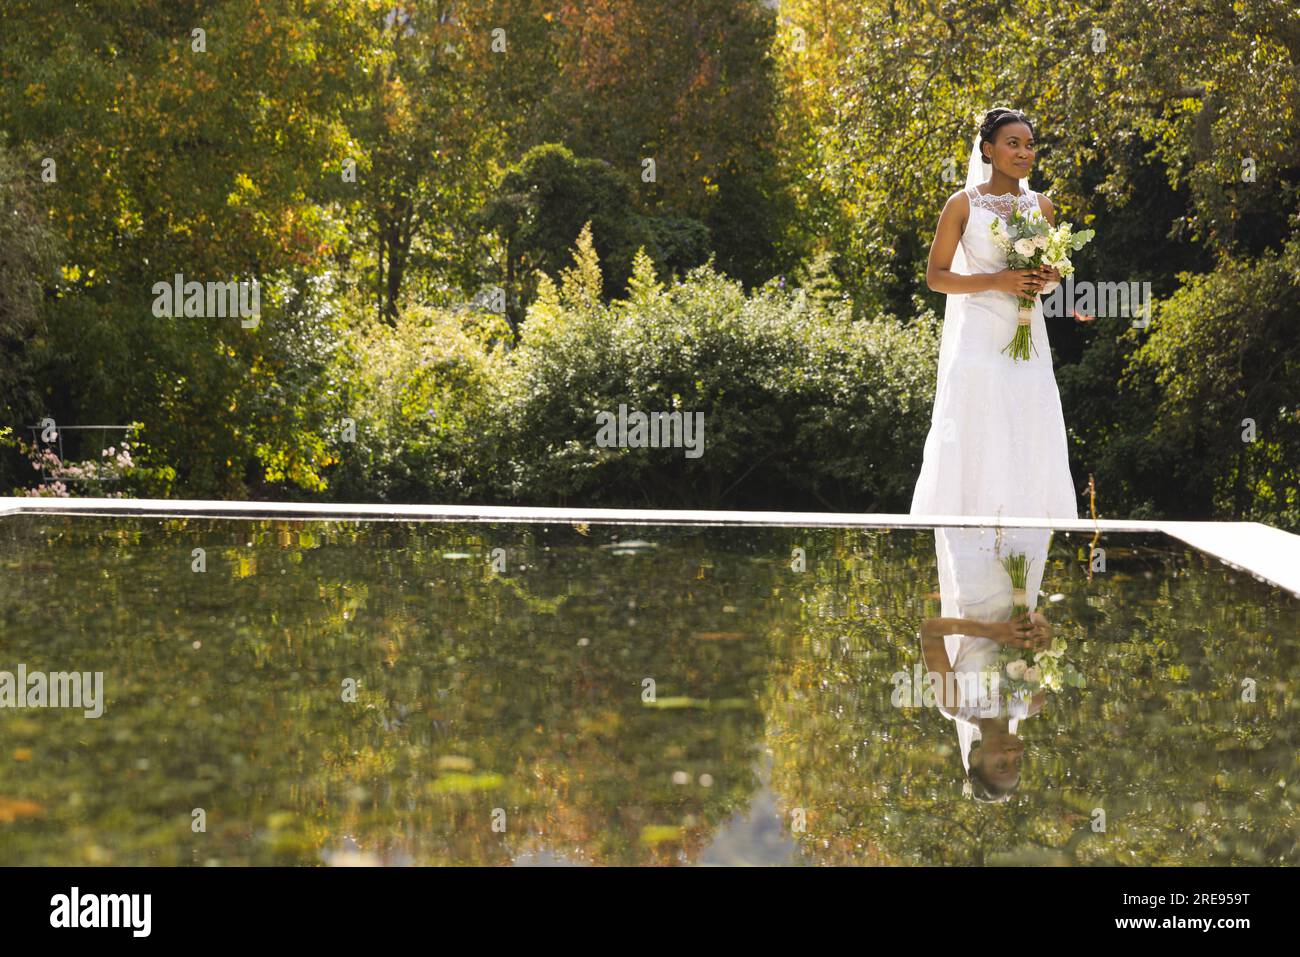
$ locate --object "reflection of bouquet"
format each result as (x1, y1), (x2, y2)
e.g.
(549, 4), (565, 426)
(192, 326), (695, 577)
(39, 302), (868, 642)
(986, 551), (1086, 701)
(995, 636), (1086, 695)
(982, 637), (1085, 721)
(989, 208), (1095, 360)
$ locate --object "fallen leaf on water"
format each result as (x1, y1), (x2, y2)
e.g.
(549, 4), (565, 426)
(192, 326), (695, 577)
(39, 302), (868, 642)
(0, 797), (43, 823)
(428, 772), (505, 794)
(13, 748), (33, 761)
(643, 696), (711, 710)
(639, 824), (684, 846)
(693, 631), (747, 642)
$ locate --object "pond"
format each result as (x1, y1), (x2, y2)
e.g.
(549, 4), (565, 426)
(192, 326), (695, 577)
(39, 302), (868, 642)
(0, 515), (1295, 865)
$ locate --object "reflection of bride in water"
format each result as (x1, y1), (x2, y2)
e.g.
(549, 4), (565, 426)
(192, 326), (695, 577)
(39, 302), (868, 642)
(918, 527), (1054, 802)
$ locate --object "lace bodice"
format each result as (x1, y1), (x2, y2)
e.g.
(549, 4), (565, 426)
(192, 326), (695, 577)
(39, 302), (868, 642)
(961, 185), (1039, 275)
(965, 185), (1038, 220)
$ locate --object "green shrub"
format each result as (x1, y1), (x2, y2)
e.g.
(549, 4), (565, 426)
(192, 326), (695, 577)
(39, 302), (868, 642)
(1129, 243), (1300, 529)
(325, 300), (511, 503)
(490, 232), (938, 510)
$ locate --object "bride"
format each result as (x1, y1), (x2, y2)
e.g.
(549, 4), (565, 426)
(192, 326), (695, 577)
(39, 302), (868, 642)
(919, 526), (1054, 801)
(910, 108), (1078, 521)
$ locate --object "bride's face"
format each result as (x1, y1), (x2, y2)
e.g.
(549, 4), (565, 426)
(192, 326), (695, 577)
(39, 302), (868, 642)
(975, 727), (1025, 791)
(983, 121), (1036, 180)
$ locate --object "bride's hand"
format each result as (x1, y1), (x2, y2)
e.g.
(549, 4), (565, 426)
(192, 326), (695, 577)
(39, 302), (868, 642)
(991, 268), (1045, 298)
(1028, 611), (1052, 650)
(983, 613), (1036, 648)
(1035, 265), (1062, 285)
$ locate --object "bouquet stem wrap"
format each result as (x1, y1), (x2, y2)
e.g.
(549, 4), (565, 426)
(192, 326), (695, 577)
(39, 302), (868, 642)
(1002, 299), (1038, 360)
(1002, 552), (1031, 620)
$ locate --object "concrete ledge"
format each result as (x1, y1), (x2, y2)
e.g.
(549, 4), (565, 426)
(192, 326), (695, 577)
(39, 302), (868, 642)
(2, 497), (1297, 597)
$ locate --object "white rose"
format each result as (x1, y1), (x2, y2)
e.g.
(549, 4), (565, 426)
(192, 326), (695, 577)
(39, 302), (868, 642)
(1014, 238), (1037, 257)
(1034, 234), (1050, 250)
(1005, 659), (1028, 680)
(1023, 666), (1041, 684)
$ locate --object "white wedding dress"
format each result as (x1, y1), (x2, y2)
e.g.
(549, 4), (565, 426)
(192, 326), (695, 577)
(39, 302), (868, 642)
(910, 144), (1078, 522)
(931, 526), (1051, 773)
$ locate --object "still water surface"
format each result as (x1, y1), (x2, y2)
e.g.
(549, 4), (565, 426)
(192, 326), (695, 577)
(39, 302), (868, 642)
(0, 516), (1295, 865)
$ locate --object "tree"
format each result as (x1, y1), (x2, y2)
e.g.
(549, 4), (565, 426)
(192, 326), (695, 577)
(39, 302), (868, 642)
(0, 143), (61, 451)
(479, 143), (709, 333)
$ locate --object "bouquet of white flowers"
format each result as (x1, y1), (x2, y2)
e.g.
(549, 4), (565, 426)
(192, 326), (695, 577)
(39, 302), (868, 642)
(989, 207), (1095, 360)
(981, 552), (1086, 707)
(990, 634), (1086, 699)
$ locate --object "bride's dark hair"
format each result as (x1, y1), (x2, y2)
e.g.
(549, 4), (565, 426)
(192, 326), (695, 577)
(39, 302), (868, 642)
(978, 107), (1034, 164)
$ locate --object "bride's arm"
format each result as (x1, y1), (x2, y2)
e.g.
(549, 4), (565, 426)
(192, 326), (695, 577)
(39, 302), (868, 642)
(921, 615), (1037, 647)
(926, 192), (1043, 298)
(919, 625), (960, 710)
(921, 616), (991, 640)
